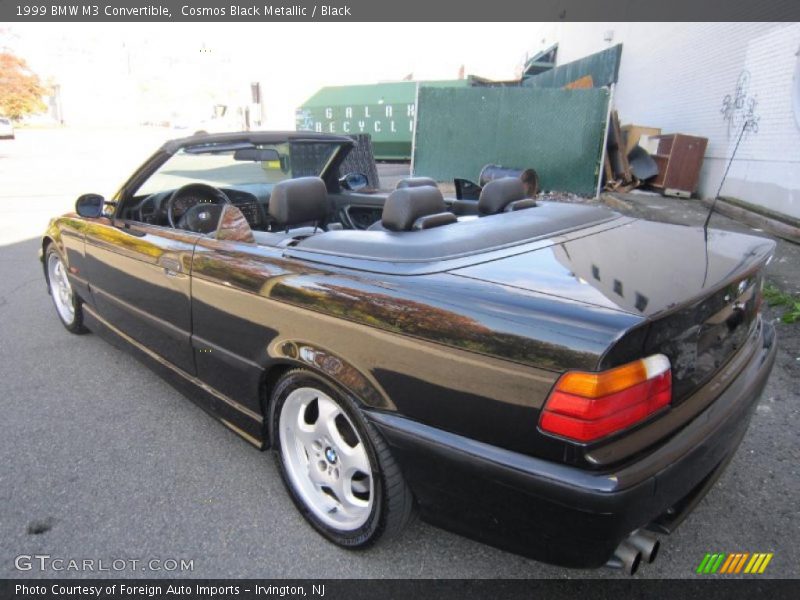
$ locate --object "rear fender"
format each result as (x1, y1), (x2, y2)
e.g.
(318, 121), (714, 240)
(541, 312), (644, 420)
(268, 339), (394, 411)
(263, 341), (394, 448)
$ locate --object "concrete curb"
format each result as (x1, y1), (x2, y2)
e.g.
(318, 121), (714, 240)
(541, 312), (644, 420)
(701, 198), (800, 245)
(599, 193), (634, 212)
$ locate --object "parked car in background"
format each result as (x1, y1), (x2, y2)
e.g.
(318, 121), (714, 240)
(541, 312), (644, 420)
(40, 132), (777, 575)
(0, 117), (15, 139)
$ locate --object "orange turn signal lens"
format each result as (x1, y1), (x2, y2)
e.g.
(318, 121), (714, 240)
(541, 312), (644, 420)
(539, 355), (672, 443)
(556, 355), (669, 398)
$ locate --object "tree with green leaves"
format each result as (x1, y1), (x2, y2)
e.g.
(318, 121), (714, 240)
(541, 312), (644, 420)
(0, 52), (47, 120)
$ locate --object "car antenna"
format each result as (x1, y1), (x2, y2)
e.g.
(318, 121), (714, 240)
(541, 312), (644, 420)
(703, 119), (751, 236)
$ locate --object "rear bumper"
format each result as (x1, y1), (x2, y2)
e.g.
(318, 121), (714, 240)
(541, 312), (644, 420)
(367, 320), (776, 568)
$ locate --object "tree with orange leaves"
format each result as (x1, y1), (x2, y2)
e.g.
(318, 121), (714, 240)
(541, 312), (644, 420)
(0, 52), (47, 120)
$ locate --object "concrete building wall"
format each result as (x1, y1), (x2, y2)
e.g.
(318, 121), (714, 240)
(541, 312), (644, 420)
(536, 22), (800, 220)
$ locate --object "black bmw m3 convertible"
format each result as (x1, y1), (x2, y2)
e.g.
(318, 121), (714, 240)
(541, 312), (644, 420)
(40, 132), (776, 574)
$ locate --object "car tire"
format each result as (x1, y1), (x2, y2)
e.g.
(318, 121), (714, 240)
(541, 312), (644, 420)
(45, 245), (88, 334)
(271, 368), (414, 548)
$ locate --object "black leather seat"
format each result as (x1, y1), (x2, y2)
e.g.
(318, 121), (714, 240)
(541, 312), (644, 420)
(369, 186), (457, 232)
(269, 176), (329, 230)
(252, 177), (329, 246)
(477, 177), (537, 215)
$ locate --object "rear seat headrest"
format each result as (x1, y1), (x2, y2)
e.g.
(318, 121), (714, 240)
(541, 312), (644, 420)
(382, 186), (447, 232)
(505, 198), (538, 212)
(478, 177), (527, 215)
(413, 212), (457, 230)
(269, 177), (328, 227)
(395, 177), (438, 190)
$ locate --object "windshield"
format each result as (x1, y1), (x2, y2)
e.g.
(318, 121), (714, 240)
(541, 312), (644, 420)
(135, 141), (342, 196)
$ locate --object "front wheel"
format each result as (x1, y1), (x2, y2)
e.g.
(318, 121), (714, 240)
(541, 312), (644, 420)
(271, 369), (413, 548)
(46, 246), (87, 334)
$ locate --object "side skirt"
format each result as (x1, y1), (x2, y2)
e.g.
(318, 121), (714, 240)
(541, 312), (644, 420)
(83, 305), (266, 449)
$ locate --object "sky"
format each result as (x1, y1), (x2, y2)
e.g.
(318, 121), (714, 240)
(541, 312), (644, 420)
(1, 22), (560, 128)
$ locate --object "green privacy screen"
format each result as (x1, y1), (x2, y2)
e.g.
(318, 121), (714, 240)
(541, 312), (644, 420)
(296, 79), (474, 160)
(523, 44), (623, 89)
(412, 86), (610, 195)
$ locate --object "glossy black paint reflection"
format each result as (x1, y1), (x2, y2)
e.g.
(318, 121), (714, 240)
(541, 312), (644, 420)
(44, 205), (776, 468)
(189, 235), (565, 457)
(82, 220), (199, 374)
(368, 321), (775, 567)
(456, 219), (773, 318)
(456, 219), (774, 403)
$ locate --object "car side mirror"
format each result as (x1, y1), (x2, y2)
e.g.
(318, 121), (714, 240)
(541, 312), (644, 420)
(454, 178), (482, 201)
(75, 193), (105, 218)
(339, 172), (369, 192)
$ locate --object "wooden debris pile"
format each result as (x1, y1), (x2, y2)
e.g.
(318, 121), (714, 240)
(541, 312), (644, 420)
(602, 111), (661, 192)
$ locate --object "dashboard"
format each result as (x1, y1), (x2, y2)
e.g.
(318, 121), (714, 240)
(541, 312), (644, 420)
(128, 186), (270, 230)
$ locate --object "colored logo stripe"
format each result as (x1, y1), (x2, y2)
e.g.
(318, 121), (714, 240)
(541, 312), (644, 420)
(697, 553), (726, 574)
(721, 553), (748, 574)
(745, 553), (773, 574)
(719, 554), (736, 573)
(698, 552), (773, 574)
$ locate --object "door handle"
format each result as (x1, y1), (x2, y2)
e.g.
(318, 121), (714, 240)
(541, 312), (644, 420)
(159, 257), (183, 276)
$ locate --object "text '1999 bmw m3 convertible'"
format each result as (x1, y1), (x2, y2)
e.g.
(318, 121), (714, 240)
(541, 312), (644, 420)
(41, 132), (776, 574)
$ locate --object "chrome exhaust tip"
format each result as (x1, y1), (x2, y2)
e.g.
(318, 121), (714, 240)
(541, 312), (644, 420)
(605, 540), (642, 575)
(628, 529), (660, 563)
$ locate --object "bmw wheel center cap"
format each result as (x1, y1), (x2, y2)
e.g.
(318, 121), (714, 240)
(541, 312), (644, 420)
(325, 447), (338, 464)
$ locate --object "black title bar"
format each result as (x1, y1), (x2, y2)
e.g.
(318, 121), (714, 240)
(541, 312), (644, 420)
(1, 0), (800, 22)
(3, 579), (800, 600)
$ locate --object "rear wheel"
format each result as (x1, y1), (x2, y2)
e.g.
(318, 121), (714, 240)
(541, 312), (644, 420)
(46, 246), (87, 334)
(271, 369), (413, 548)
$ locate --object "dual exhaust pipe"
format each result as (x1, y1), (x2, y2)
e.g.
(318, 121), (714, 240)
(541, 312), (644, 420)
(605, 529), (661, 575)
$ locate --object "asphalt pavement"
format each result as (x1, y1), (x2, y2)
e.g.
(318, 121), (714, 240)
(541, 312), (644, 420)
(0, 128), (798, 579)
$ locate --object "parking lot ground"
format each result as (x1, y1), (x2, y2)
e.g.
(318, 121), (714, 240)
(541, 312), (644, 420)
(0, 128), (798, 578)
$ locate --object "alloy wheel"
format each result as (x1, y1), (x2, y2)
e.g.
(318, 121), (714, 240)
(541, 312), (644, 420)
(279, 387), (374, 531)
(48, 252), (75, 325)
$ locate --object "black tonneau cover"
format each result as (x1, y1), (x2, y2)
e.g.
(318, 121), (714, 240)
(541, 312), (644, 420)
(290, 202), (620, 273)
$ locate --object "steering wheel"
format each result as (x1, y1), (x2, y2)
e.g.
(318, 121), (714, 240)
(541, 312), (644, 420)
(166, 183), (231, 230)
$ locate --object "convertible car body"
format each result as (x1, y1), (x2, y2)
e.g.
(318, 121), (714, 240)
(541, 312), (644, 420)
(40, 132), (776, 573)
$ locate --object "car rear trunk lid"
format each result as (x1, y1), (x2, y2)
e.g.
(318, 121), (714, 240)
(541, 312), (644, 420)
(451, 219), (775, 404)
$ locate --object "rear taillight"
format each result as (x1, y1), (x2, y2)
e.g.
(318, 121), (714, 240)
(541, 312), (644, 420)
(539, 355), (672, 443)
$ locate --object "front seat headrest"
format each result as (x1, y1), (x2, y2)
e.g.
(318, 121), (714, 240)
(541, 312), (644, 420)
(382, 186), (448, 232)
(478, 177), (527, 215)
(395, 177), (438, 190)
(269, 177), (328, 228)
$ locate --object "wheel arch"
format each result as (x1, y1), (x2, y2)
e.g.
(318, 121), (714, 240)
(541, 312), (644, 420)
(41, 236), (55, 286)
(259, 342), (395, 448)
(41, 232), (68, 291)
(40, 218), (69, 281)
